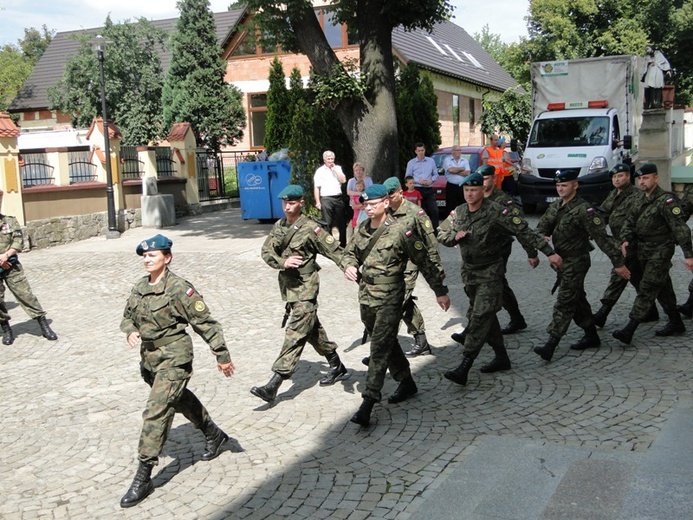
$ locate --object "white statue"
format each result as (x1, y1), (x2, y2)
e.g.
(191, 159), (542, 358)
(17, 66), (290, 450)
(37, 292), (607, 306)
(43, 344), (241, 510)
(641, 46), (671, 109)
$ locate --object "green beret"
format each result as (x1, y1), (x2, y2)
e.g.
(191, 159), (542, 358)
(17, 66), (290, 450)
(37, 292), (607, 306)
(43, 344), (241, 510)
(277, 185), (304, 201)
(383, 176), (402, 194)
(461, 172), (484, 186)
(360, 184), (388, 202)
(476, 164), (496, 177)
(634, 163), (657, 177)
(610, 163), (631, 177)
(554, 169), (579, 183)
(136, 234), (173, 256)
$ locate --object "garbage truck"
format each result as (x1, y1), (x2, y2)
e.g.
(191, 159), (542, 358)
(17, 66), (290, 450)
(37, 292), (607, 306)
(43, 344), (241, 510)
(518, 55), (644, 212)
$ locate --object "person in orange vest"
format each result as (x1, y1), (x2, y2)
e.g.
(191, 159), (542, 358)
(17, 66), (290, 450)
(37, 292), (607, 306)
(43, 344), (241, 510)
(481, 134), (505, 190)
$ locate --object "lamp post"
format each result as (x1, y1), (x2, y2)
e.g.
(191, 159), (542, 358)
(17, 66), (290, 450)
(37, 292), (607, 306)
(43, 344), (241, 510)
(92, 35), (120, 239)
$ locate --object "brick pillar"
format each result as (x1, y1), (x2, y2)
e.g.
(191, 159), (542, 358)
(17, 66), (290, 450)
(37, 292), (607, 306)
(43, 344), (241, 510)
(167, 122), (200, 206)
(0, 114), (26, 225)
(86, 117), (125, 220)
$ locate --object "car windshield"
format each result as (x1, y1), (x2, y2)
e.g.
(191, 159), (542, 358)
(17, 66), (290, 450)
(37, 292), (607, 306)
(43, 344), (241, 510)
(528, 116), (609, 147)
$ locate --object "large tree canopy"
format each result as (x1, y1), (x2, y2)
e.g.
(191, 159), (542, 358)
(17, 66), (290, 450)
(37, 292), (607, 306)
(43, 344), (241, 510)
(245, 0), (452, 181)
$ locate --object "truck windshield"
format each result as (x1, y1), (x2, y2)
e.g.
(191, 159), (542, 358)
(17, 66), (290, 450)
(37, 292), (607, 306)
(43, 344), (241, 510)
(528, 116), (609, 148)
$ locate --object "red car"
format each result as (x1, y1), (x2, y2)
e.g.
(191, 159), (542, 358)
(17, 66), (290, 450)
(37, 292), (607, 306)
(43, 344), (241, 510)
(431, 146), (485, 219)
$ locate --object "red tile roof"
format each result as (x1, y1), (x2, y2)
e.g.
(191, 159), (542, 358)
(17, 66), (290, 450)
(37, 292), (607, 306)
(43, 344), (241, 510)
(167, 122), (192, 142)
(85, 117), (122, 140)
(0, 113), (20, 138)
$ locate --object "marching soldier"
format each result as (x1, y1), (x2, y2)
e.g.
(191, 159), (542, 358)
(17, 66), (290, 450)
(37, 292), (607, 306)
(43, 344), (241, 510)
(613, 163), (693, 344)
(251, 185), (348, 404)
(120, 234), (235, 508)
(534, 170), (630, 362)
(342, 184), (449, 427)
(438, 171), (561, 385)
(676, 183), (693, 317)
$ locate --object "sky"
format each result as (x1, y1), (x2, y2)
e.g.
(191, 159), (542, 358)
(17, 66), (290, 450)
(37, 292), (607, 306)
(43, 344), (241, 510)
(0, 1), (530, 48)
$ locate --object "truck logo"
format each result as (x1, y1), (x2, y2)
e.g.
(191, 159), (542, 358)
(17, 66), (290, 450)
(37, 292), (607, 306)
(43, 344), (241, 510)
(537, 154), (545, 159)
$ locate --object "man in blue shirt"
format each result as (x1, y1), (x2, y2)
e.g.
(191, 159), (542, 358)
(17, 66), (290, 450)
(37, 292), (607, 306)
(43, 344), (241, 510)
(405, 142), (440, 230)
(443, 145), (471, 212)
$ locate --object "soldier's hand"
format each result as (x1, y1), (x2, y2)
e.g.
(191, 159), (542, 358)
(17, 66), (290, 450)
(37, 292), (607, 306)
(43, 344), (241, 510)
(528, 257), (539, 269)
(344, 266), (359, 282)
(436, 295), (451, 311)
(621, 242), (629, 257)
(684, 257), (693, 271)
(548, 253), (563, 270)
(614, 265), (631, 280)
(454, 230), (468, 241)
(283, 255), (303, 269)
(218, 360), (236, 378)
(127, 332), (140, 348)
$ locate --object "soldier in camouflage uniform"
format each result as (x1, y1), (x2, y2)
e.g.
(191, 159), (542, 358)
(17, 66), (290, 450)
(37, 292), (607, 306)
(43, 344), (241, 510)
(534, 170), (630, 362)
(120, 234), (235, 508)
(342, 184), (450, 427)
(251, 185), (348, 404)
(593, 164), (658, 327)
(0, 190), (57, 345)
(676, 183), (693, 317)
(613, 163), (693, 345)
(438, 172), (561, 384)
(450, 165), (536, 345)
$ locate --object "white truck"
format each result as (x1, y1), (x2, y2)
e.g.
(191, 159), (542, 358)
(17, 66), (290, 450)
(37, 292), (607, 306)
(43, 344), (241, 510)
(519, 55), (644, 212)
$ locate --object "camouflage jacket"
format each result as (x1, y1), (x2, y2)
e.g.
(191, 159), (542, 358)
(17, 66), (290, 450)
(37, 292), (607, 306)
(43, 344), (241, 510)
(620, 186), (693, 257)
(389, 198), (443, 275)
(438, 198), (553, 267)
(121, 269), (230, 366)
(0, 214), (24, 254)
(538, 196), (624, 267)
(261, 214), (342, 302)
(486, 187), (537, 257)
(341, 216), (448, 307)
(600, 183), (642, 240)
(680, 184), (693, 221)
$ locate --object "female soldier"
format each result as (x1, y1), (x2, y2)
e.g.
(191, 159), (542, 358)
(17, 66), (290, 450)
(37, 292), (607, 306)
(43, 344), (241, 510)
(119, 234), (235, 508)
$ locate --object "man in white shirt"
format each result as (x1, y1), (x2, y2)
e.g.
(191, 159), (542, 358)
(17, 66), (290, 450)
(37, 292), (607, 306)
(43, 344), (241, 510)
(313, 150), (347, 247)
(443, 145), (471, 211)
(405, 142), (440, 230)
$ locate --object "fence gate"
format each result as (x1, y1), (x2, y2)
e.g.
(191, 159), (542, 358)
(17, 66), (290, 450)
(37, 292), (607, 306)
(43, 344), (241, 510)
(195, 149), (256, 202)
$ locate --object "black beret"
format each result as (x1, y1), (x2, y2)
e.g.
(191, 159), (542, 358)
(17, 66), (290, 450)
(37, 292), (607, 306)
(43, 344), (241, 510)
(554, 169), (579, 183)
(634, 163), (658, 177)
(609, 163), (631, 177)
(136, 234), (173, 255)
(476, 165), (496, 177)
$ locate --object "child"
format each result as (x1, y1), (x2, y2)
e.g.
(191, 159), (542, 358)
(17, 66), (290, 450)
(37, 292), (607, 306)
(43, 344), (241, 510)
(402, 176), (422, 206)
(350, 179), (368, 228)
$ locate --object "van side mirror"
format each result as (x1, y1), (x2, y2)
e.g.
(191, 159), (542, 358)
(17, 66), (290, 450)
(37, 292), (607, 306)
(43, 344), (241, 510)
(622, 135), (632, 150)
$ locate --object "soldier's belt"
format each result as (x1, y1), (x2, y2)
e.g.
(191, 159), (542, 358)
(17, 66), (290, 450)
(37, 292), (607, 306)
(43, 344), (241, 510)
(361, 275), (404, 285)
(638, 234), (672, 245)
(554, 248), (591, 259)
(141, 333), (186, 352)
(297, 264), (317, 275)
(461, 255), (500, 266)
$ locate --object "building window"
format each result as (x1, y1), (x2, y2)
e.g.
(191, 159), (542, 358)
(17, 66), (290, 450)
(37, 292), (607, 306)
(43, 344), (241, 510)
(321, 10), (344, 48)
(452, 94), (460, 145)
(232, 32), (258, 57)
(469, 98), (476, 128)
(249, 93), (267, 148)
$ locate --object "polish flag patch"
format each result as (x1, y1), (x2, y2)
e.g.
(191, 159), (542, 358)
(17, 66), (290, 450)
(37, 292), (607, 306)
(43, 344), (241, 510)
(666, 198), (675, 204)
(314, 226), (322, 234)
(406, 230), (413, 237)
(186, 288), (195, 297)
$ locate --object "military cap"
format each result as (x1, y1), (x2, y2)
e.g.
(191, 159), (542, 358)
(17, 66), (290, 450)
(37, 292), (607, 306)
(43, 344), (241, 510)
(610, 163), (631, 177)
(360, 184), (388, 202)
(383, 176), (402, 194)
(277, 184), (304, 200)
(476, 164), (496, 177)
(634, 163), (658, 177)
(554, 169), (579, 183)
(136, 234), (173, 255)
(461, 172), (484, 186)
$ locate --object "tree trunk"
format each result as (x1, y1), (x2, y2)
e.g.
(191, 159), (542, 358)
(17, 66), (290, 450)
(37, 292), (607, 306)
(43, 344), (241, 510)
(290, 1), (399, 182)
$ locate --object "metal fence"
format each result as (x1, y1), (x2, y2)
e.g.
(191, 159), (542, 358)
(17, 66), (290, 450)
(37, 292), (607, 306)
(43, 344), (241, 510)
(20, 152), (54, 187)
(155, 147), (176, 177)
(68, 149), (96, 183)
(195, 149), (255, 202)
(120, 146), (144, 179)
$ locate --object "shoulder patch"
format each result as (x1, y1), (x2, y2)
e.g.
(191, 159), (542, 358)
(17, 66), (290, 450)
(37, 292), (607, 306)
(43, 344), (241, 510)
(512, 216), (522, 225)
(414, 241), (424, 250)
(194, 300), (206, 313)
(450, 210), (456, 217)
(424, 219), (431, 229)
(502, 208), (509, 216)
(587, 207), (595, 213)
(666, 197), (675, 204)
(186, 288), (195, 297)
(418, 209), (426, 216)
(405, 229), (413, 237)
(593, 216), (602, 225)
(325, 234), (335, 244)
(506, 200), (514, 206)
(673, 206), (682, 215)
(313, 226), (322, 234)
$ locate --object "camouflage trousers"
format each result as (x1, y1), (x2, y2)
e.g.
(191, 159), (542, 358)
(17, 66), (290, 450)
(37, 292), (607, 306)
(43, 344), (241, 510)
(600, 244), (644, 307)
(500, 245), (522, 319)
(137, 361), (209, 465)
(0, 263), (46, 322)
(401, 269), (425, 335)
(461, 260), (505, 359)
(547, 254), (593, 338)
(272, 300), (339, 378)
(629, 242), (677, 320)
(360, 299), (410, 402)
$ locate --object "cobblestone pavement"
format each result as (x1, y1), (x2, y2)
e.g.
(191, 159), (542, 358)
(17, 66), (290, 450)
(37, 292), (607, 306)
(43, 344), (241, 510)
(1, 208), (691, 519)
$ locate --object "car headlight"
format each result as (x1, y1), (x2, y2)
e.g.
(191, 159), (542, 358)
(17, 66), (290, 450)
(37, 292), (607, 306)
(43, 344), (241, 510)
(588, 157), (607, 173)
(521, 157), (532, 173)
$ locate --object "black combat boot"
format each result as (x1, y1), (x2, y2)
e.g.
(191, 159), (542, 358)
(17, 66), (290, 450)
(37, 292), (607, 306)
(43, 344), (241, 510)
(200, 420), (229, 461)
(479, 344), (511, 373)
(350, 397), (376, 426)
(387, 376), (418, 404)
(361, 356), (370, 366)
(250, 372), (284, 403)
(655, 313), (686, 337)
(677, 292), (693, 318)
(320, 351), (348, 386)
(1, 321), (14, 345)
(450, 328), (467, 344)
(570, 326), (601, 350)
(36, 316), (57, 340)
(120, 462), (154, 508)
(612, 319), (639, 345)
(534, 336), (561, 361)
(592, 304), (613, 328)
(641, 305), (660, 323)
(405, 332), (431, 357)
(444, 356), (474, 385)
(500, 315), (527, 335)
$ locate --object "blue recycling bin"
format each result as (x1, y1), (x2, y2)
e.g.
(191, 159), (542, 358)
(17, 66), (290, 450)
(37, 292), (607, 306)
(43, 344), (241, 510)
(238, 160), (291, 220)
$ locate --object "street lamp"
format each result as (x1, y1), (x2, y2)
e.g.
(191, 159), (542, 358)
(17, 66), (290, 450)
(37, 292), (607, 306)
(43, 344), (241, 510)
(92, 35), (120, 239)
